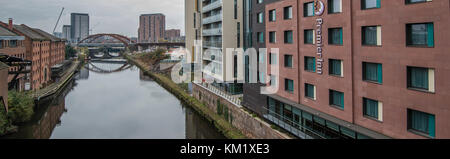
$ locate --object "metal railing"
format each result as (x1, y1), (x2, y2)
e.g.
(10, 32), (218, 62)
(203, 41), (222, 48)
(202, 0), (222, 13)
(197, 83), (242, 106)
(202, 13), (222, 25)
(261, 107), (326, 139)
(202, 28), (222, 36)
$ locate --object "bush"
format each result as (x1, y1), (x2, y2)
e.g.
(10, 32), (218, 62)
(7, 91), (34, 124)
(0, 109), (8, 135)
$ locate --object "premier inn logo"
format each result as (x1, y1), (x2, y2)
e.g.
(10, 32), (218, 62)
(314, 0), (325, 16)
(315, 0), (325, 75)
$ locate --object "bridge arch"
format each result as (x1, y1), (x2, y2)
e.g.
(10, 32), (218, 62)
(77, 34), (136, 47)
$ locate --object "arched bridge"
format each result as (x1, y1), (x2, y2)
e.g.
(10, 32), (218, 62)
(84, 60), (132, 74)
(77, 33), (136, 47)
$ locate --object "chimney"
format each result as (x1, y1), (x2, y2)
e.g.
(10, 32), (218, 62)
(8, 18), (13, 30)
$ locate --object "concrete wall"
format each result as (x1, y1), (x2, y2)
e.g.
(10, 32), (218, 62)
(193, 83), (291, 139)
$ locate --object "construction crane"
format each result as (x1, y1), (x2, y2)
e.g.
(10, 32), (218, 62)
(53, 7), (65, 34)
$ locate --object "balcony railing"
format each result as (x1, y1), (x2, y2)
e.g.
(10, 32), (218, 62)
(202, 0), (222, 13)
(202, 13), (222, 25)
(202, 28), (222, 36)
(203, 41), (222, 48)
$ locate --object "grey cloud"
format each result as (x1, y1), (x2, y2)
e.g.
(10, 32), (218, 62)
(0, 0), (185, 37)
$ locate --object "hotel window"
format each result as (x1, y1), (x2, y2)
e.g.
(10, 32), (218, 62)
(269, 9), (276, 22)
(363, 98), (383, 121)
(406, 23), (434, 47)
(329, 90), (344, 109)
(304, 56), (316, 72)
(284, 30), (293, 44)
(234, 0), (238, 19)
(361, 0), (380, 9)
(407, 109), (436, 138)
(257, 12), (264, 23)
(329, 59), (343, 77)
(329, 28), (343, 45)
(407, 66), (435, 92)
(305, 83), (316, 100)
(328, 0), (342, 13)
(269, 31), (276, 43)
(304, 29), (315, 44)
(406, 0), (432, 4)
(285, 79), (294, 93)
(269, 53), (277, 65)
(284, 55), (293, 68)
(258, 32), (264, 43)
(363, 62), (383, 84)
(304, 2), (315, 17)
(362, 26), (382, 46)
(284, 6), (293, 20)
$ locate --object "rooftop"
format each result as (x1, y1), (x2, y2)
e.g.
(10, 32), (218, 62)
(13, 24), (48, 40)
(32, 28), (63, 42)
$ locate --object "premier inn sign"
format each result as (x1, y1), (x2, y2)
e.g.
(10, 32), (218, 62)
(315, 0), (325, 75)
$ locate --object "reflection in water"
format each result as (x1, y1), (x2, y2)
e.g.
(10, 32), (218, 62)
(2, 61), (224, 139)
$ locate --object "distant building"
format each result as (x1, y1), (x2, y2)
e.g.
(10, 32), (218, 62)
(138, 13), (165, 43)
(165, 29), (181, 42)
(53, 32), (62, 38)
(71, 13), (89, 43)
(62, 25), (71, 42)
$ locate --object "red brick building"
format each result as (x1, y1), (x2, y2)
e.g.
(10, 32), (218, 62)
(262, 0), (450, 139)
(165, 29), (181, 41)
(138, 14), (166, 43)
(0, 20), (27, 91)
(0, 19), (66, 91)
(0, 62), (8, 111)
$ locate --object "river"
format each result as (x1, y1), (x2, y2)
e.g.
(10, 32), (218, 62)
(2, 60), (224, 139)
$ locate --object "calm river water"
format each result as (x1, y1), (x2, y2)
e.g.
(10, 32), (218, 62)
(3, 60), (224, 139)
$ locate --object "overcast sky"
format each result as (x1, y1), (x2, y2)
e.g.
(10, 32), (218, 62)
(0, 0), (185, 37)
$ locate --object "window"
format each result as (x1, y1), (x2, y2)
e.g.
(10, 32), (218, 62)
(257, 0), (263, 4)
(363, 98), (382, 121)
(330, 90), (344, 109)
(269, 31), (276, 43)
(269, 9), (276, 22)
(234, 0), (238, 19)
(328, 0), (342, 13)
(406, 23), (434, 47)
(237, 22), (241, 48)
(257, 12), (264, 23)
(304, 29), (314, 44)
(363, 62), (383, 84)
(284, 6), (293, 20)
(408, 109), (435, 138)
(304, 56), (316, 72)
(407, 66), (435, 92)
(329, 28), (343, 45)
(304, 2), (315, 17)
(284, 55), (293, 68)
(305, 83), (316, 100)
(257, 32), (264, 43)
(284, 30), (293, 44)
(285, 79), (294, 93)
(329, 59), (343, 77)
(362, 26), (381, 46)
(361, 0), (380, 9)
(0, 40), (3, 48)
(10, 40), (17, 47)
(270, 75), (277, 86)
(269, 53), (277, 65)
(406, 0), (430, 4)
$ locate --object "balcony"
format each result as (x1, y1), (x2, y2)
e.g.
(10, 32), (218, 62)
(202, 0), (222, 13)
(202, 41), (222, 48)
(202, 28), (222, 36)
(202, 13), (222, 25)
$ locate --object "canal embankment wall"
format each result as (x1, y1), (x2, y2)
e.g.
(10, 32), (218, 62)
(125, 54), (291, 139)
(124, 54), (246, 139)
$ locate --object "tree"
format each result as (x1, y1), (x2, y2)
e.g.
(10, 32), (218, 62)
(65, 45), (77, 60)
(7, 91), (34, 124)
